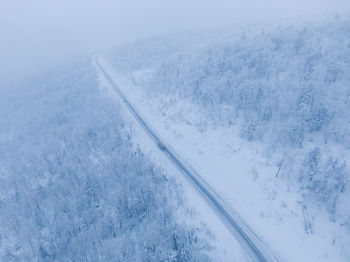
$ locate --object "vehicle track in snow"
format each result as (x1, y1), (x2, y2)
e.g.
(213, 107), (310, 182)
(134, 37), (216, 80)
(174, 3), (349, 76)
(94, 55), (280, 262)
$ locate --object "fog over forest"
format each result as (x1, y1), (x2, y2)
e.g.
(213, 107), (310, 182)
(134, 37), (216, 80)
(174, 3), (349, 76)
(1, 0), (349, 82)
(1, 1), (350, 262)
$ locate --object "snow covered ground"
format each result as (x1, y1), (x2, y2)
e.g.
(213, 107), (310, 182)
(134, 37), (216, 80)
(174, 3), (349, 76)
(96, 57), (249, 262)
(99, 57), (350, 262)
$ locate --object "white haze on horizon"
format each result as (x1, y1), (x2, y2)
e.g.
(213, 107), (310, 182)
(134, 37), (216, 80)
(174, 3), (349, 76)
(0, 0), (349, 84)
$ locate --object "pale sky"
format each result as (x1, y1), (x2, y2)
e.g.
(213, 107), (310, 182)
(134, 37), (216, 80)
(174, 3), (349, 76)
(0, 0), (349, 82)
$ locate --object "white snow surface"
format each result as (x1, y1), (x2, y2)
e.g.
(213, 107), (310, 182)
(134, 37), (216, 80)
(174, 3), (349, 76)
(97, 56), (349, 262)
(95, 57), (248, 261)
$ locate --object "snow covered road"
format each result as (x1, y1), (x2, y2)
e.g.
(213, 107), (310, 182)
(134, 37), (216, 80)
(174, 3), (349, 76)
(94, 55), (279, 262)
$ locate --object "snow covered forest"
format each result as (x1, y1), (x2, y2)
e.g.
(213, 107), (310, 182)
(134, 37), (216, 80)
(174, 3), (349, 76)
(1, 0), (350, 259)
(0, 60), (213, 261)
(108, 14), (350, 238)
